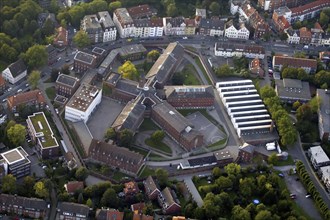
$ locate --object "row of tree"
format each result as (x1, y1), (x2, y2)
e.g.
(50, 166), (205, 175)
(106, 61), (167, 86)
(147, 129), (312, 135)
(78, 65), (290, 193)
(185, 164), (307, 219)
(296, 160), (330, 219)
(260, 86), (297, 146)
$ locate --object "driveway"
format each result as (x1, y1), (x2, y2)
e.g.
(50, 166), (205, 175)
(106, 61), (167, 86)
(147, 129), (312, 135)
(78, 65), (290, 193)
(174, 174), (204, 207)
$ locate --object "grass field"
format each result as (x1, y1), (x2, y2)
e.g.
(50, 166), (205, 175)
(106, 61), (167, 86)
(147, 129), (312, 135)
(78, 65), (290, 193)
(45, 87), (56, 100)
(139, 118), (160, 131)
(145, 138), (172, 154)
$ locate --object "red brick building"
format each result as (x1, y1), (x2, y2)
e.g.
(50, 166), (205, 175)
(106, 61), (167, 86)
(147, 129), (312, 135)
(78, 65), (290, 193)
(55, 74), (80, 98)
(7, 90), (46, 112)
(73, 51), (97, 73)
(151, 102), (203, 151)
(164, 85), (214, 109)
(157, 187), (181, 215)
(143, 176), (160, 200)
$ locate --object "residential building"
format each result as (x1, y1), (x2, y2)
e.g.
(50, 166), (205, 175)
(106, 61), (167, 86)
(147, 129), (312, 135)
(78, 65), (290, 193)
(0, 194), (47, 219)
(97, 11), (117, 42)
(113, 8), (135, 38)
(64, 181), (84, 195)
(143, 176), (161, 200)
(151, 101), (204, 151)
(319, 51), (330, 62)
(145, 42), (184, 88)
(118, 44), (147, 61)
(163, 85), (214, 109)
(286, 29), (300, 44)
(57, 202), (90, 220)
(272, 15), (291, 32)
(253, 22), (269, 39)
(0, 75), (6, 94)
(157, 187), (181, 215)
(184, 18), (196, 35)
(133, 18), (164, 38)
(290, 0), (330, 23)
(249, 58), (265, 77)
(239, 2), (256, 22)
(275, 78), (311, 104)
(46, 44), (57, 65)
(150, 18), (165, 37)
(215, 42), (265, 59)
(316, 89), (330, 141)
(272, 56), (317, 74)
(55, 74), (80, 98)
(27, 112), (60, 159)
(88, 139), (144, 177)
(95, 208), (124, 220)
(225, 21), (250, 40)
(54, 26), (68, 48)
(308, 146), (330, 169)
(198, 18), (225, 36)
(0, 147), (30, 178)
(124, 181), (140, 197)
(73, 51), (97, 73)
(272, 6), (292, 23)
(1, 59), (27, 84)
(111, 98), (145, 133)
(299, 27), (312, 44)
(321, 33), (330, 46)
(7, 90), (46, 112)
(64, 151), (78, 170)
(131, 202), (153, 220)
(163, 17), (186, 36)
(65, 83), (102, 123)
(258, 0), (306, 11)
(311, 31), (323, 46)
(127, 4), (156, 19)
(238, 143), (256, 163)
(319, 165), (330, 192)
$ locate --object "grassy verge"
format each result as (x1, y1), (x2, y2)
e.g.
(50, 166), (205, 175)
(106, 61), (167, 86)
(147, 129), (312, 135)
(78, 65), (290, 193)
(208, 138), (227, 147)
(182, 64), (201, 85)
(139, 118), (160, 131)
(145, 138), (172, 154)
(45, 87), (56, 100)
(274, 155), (295, 166)
(194, 57), (212, 84)
(129, 146), (149, 157)
(138, 165), (155, 178)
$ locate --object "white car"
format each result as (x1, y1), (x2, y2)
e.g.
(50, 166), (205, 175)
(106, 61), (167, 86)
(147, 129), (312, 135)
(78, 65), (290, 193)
(7, 87), (12, 92)
(25, 83), (29, 87)
(17, 89), (22, 93)
(2, 99), (7, 103)
(55, 108), (59, 114)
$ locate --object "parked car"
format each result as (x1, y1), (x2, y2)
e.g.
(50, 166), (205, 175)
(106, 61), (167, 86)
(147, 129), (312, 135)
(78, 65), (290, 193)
(17, 89), (22, 93)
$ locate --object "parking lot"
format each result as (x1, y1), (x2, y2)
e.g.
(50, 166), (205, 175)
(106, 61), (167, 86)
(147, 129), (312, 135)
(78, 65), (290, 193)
(186, 112), (226, 146)
(87, 97), (124, 140)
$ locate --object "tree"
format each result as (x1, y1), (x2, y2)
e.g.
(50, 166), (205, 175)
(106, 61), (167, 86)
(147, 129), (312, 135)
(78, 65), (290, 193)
(215, 176), (233, 190)
(7, 124), (26, 146)
(100, 188), (119, 208)
(232, 205), (251, 220)
(73, 30), (91, 49)
(212, 167), (221, 178)
(239, 177), (255, 198)
(34, 181), (49, 198)
(167, 3), (178, 17)
(23, 45), (48, 69)
(309, 96), (321, 113)
(155, 168), (169, 187)
(293, 51), (306, 58)
(216, 64), (233, 77)
(118, 61), (139, 80)
(2, 174), (16, 194)
(86, 198), (93, 208)
(267, 153), (278, 165)
(260, 86), (276, 99)
(41, 18), (55, 37)
(75, 167), (89, 181)
(105, 127), (116, 140)
(78, 192), (84, 203)
(255, 210), (272, 220)
(209, 2), (220, 15)
(28, 70), (41, 89)
(292, 101), (301, 110)
(118, 129), (133, 146)
(147, 50), (160, 61)
(151, 130), (165, 142)
(61, 64), (70, 75)
(51, 68), (59, 82)
(109, 1), (122, 12)
(320, 11), (330, 28)
(21, 176), (36, 197)
(296, 104), (313, 121)
(172, 72), (185, 85)
(224, 163), (241, 175)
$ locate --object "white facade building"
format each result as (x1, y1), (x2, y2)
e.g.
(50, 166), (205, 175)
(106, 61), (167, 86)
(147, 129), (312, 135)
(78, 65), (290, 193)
(65, 84), (102, 123)
(97, 11), (117, 42)
(237, 26), (250, 40)
(2, 59), (27, 84)
(286, 30), (300, 44)
(309, 146), (330, 169)
(113, 8), (135, 38)
(163, 17), (186, 36)
(225, 25), (238, 39)
(133, 18), (164, 38)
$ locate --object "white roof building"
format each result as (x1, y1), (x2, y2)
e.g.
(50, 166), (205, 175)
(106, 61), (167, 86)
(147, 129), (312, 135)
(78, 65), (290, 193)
(309, 146), (330, 169)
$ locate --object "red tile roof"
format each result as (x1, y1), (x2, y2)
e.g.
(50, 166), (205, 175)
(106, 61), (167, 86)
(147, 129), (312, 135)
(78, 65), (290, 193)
(0, 75), (5, 87)
(299, 27), (312, 38)
(64, 181), (84, 194)
(133, 213), (153, 220)
(291, 0), (330, 15)
(54, 27), (68, 46)
(274, 56), (317, 69)
(7, 90), (45, 110)
(124, 181), (139, 195)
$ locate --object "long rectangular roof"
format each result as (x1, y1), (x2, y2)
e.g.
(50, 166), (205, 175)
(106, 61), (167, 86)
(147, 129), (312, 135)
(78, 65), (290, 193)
(310, 146), (330, 165)
(317, 89), (330, 139)
(66, 84), (100, 112)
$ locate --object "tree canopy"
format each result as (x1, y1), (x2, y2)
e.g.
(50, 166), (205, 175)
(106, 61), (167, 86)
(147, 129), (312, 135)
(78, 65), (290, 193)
(23, 45), (48, 70)
(7, 124), (26, 146)
(73, 30), (91, 49)
(1, 174), (16, 194)
(118, 61), (139, 80)
(28, 70), (41, 89)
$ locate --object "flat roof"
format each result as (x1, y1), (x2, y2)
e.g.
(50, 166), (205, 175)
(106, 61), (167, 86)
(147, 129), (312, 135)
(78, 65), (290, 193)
(320, 165), (330, 181)
(66, 84), (100, 112)
(119, 44), (147, 57)
(27, 112), (58, 148)
(0, 147), (29, 165)
(275, 79), (311, 101)
(310, 146), (330, 164)
(317, 89), (330, 139)
(74, 51), (96, 65)
(56, 74), (79, 87)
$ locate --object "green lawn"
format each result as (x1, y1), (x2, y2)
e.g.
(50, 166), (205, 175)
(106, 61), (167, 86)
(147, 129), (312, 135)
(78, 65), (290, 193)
(182, 64), (201, 85)
(45, 87), (56, 100)
(138, 165), (155, 178)
(194, 57), (212, 84)
(129, 146), (149, 157)
(145, 138), (172, 154)
(274, 155), (295, 166)
(139, 118), (160, 131)
(112, 171), (132, 181)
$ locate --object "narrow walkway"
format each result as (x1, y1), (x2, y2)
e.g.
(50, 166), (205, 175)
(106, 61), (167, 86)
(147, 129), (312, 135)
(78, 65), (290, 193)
(183, 54), (209, 85)
(175, 175), (204, 207)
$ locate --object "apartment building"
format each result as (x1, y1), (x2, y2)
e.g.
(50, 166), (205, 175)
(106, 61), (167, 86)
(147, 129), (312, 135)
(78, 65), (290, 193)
(55, 74), (80, 98)
(0, 147), (30, 178)
(113, 8), (135, 38)
(273, 56), (317, 74)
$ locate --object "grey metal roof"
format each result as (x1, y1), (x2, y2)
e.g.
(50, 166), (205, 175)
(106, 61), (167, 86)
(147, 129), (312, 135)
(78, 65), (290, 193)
(119, 44), (147, 57)
(0, 194), (47, 211)
(56, 74), (79, 87)
(275, 78), (311, 101)
(164, 85), (214, 99)
(57, 202), (89, 217)
(8, 59), (27, 77)
(199, 18), (225, 30)
(74, 51), (96, 64)
(116, 78), (140, 96)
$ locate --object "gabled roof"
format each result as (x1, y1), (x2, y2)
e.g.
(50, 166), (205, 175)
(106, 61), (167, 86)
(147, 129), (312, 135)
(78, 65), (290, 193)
(7, 89), (45, 109)
(56, 74), (79, 88)
(88, 139), (144, 175)
(160, 187), (181, 209)
(7, 59), (27, 77)
(299, 27), (312, 38)
(124, 181), (139, 195)
(0, 194), (47, 211)
(164, 85), (214, 100)
(95, 208), (124, 220)
(291, 0), (330, 15)
(239, 142), (256, 154)
(273, 56), (317, 69)
(144, 176), (160, 195)
(199, 18), (225, 30)
(127, 4), (156, 19)
(58, 202), (89, 217)
(64, 181), (84, 194)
